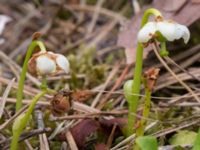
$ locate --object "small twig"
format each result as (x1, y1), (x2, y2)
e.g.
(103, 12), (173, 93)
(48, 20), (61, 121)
(24, 140), (34, 150)
(1, 128), (51, 149)
(152, 42), (200, 103)
(107, 124), (117, 148)
(165, 56), (200, 82)
(91, 64), (119, 108)
(0, 104), (28, 131)
(159, 144), (192, 150)
(35, 110), (50, 150)
(50, 110), (128, 121)
(0, 78), (15, 119)
(86, 0), (105, 35)
(64, 4), (127, 22)
(97, 64), (130, 109)
(65, 130), (78, 150)
(111, 122), (158, 150)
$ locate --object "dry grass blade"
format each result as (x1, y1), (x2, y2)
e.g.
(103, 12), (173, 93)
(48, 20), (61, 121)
(35, 110), (50, 150)
(0, 78), (15, 119)
(0, 104), (28, 131)
(65, 130), (79, 150)
(152, 42), (200, 103)
(107, 124), (117, 148)
(64, 4), (127, 22)
(165, 56), (200, 82)
(91, 64), (119, 108)
(86, 0), (105, 35)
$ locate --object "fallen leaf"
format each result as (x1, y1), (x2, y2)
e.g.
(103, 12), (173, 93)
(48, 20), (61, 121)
(99, 118), (127, 136)
(71, 90), (93, 102)
(70, 119), (100, 148)
(192, 0), (200, 3)
(169, 130), (197, 146)
(95, 143), (108, 150)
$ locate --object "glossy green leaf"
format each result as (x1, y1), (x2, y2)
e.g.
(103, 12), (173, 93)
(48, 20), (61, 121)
(136, 136), (158, 150)
(192, 128), (200, 150)
(169, 130), (197, 146)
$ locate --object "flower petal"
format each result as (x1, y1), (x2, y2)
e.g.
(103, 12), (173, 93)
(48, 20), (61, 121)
(36, 55), (56, 75)
(56, 54), (70, 73)
(157, 21), (177, 42)
(175, 24), (190, 43)
(137, 22), (157, 43)
(157, 21), (190, 44)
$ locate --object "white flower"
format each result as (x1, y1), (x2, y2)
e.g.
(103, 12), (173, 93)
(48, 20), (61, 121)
(36, 55), (56, 75)
(28, 51), (70, 76)
(137, 20), (190, 44)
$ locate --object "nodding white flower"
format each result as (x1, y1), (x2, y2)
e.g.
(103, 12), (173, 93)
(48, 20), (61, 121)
(138, 20), (190, 44)
(28, 51), (70, 76)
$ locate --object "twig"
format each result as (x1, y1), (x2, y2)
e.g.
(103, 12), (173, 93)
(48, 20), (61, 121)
(0, 104), (28, 131)
(152, 42), (200, 103)
(97, 64), (130, 109)
(107, 124), (117, 148)
(1, 128), (51, 149)
(65, 130), (79, 150)
(86, 0), (105, 35)
(91, 64), (119, 108)
(50, 110), (128, 121)
(35, 110), (50, 150)
(165, 56), (200, 82)
(64, 4), (127, 22)
(0, 78), (15, 118)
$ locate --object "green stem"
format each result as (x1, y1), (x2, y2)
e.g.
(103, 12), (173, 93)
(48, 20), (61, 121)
(11, 90), (47, 150)
(40, 76), (48, 90)
(127, 8), (162, 136)
(16, 41), (46, 112)
(127, 43), (143, 135)
(136, 88), (151, 137)
(160, 42), (169, 57)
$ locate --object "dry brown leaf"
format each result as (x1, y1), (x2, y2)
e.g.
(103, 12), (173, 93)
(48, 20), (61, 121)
(99, 118), (127, 137)
(70, 119), (100, 148)
(192, 0), (200, 3)
(95, 143), (108, 150)
(118, 0), (200, 64)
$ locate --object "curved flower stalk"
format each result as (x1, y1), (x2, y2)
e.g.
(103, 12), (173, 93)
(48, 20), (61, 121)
(11, 91), (47, 150)
(123, 8), (191, 138)
(16, 36), (70, 112)
(13, 33), (70, 150)
(123, 8), (162, 137)
(16, 39), (46, 112)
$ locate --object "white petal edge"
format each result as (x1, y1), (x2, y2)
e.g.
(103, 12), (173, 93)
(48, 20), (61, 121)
(137, 22), (157, 43)
(36, 55), (56, 75)
(56, 54), (70, 73)
(175, 24), (190, 44)
(157, 21), (177, 42)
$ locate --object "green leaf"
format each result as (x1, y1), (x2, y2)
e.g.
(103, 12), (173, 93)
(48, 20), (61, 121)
(169, 130), (197, 146)
(192, 128), (200, 150)
(136, 136), (158, 150)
